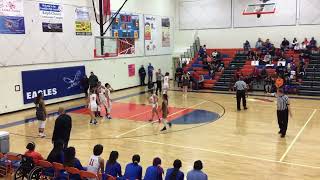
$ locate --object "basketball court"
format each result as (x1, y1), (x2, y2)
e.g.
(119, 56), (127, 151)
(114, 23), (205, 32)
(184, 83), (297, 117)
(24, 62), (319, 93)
(0, 85), (319, 179)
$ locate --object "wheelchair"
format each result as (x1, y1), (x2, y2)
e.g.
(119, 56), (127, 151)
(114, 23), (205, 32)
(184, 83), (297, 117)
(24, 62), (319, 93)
(13, 155), (52, 180)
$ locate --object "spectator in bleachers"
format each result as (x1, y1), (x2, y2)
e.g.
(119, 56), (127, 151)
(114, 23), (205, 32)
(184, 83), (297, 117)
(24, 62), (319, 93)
(303, 38), (309, 46)
(299, 42), (307, 51)
(192, 70), (202, 90)
(255, 38), (264, 50)
(276, 63), (285, 78)
(265, 39), (272, 50)
(24, 142), (44, 164)
(87, 144), (105, 176)
(123, 154), (143, 180)
(264, 75), (273, 93)
(64, 147), (85, 171)
(105, 151), (122, 178)
(260, 67), (268, 80)
(211, 50), (218, 59)
(243, 40), (251, 52)
(280, 38), (290, 51)
(292, 37), (298, 49)
(47, 140), (64, 164)
(234, 67), (243, 80)
(203, 45), (207, 52)
(262, 52), (272, 65)
(309, 37), (317, 49)
(187, 160), (207, 180)
(198, 46), (205, 58)
(144, 157), (164, 180)
(269, 44), (276, 56)
(165, 159), (184, 180)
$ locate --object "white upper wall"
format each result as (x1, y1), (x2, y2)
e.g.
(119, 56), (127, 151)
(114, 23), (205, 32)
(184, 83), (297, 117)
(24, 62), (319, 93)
(174, 0), (320, 51)
(0, 0), (176, 114)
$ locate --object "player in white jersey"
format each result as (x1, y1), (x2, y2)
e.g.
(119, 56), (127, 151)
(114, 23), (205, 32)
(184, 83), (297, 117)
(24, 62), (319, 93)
(163, 72), (170, 94)
(148, 92), (161, 123)
(97, 82), (109, 120)
(105, 83), (114, 119)
(87, 144), (105, 177)
(88, 89), (98, 125)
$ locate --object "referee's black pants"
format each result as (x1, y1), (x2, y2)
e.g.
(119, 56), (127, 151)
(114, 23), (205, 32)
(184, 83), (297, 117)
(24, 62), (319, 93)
(236, 90), (247, 110)
(156, 80), (162, 95)
(277, 109), (289, 135)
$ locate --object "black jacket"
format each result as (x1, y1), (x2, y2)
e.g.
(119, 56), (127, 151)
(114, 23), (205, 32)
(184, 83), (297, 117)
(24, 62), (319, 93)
(139, 67), (146, 77)
(52, 114), (72, 142)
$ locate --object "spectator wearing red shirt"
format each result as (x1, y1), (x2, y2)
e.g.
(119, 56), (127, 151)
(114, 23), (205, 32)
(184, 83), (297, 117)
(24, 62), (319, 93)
(24, 142), (44, 164)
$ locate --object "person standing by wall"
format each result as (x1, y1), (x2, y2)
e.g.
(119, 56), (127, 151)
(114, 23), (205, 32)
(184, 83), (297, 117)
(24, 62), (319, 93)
(139, 65), (146, 86)
(155, 69), (163, 95)
(52, 107), (72, 148)
(147, 63), (154, 84)
(276, 88), (292, 138)
(34, 93), (47, 138)
(81, 75), (89, 97)
(234, 77), (248, 111)
(88, 72), (99, 90)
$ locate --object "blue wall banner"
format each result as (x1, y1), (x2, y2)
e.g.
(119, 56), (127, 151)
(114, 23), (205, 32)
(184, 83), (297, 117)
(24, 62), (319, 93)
(22, 66), (86, 104)
(0, 16), (25, 34)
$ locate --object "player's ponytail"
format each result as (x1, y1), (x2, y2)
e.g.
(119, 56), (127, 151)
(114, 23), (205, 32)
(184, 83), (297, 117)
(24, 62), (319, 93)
(132, 154), (140, 165)
(170, 159), (182, 180)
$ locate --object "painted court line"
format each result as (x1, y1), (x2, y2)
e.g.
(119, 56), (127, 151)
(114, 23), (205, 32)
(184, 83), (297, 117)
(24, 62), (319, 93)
(279, 109), (318, 162)
(115, 101), (208, 138)
(126, 137), (320, 169)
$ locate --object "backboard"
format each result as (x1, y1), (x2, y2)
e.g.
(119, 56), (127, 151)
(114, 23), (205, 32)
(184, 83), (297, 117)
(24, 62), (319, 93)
(243, 3), (276, 16)
(94, 36), (118, 58)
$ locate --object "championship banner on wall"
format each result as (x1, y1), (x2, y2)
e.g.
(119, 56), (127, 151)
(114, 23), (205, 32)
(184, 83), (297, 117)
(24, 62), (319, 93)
(128, 64), (135, 77)
(75, 7), (92, 36)
(22, 66), (86, 104)
(39, 2), (63, 32)
(144, 15), (157, 51)
(0, 0), (25, 34)
(161, 18), (170, 47)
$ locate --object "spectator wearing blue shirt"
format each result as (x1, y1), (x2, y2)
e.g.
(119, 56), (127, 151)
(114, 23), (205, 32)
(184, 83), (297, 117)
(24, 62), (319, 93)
(243, 40), (251, 52)
(165, 159), (184, 180)
(144, 157), (164, 180)
(187, 160), (207, 180)
(148, 63), (154, 83)
(123, 154), (142, 180)
(105, 151), (122, 178)
(64, 147), (85, 180)
(309, 37), (317, 49)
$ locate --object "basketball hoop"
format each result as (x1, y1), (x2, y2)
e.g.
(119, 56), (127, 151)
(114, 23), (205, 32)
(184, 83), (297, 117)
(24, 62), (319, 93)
(242, 3), (276, 18)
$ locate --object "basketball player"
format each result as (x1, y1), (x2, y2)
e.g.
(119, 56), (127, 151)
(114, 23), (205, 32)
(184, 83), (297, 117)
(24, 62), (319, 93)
(160, 94), (172, 131)
(163, 72), (170, 94)
(148, 92), (161, 123)
(87, 144), (105, 177)
(34, 93), (47, 138)
(95, 83), (102, 118)
(105, 83), (113, 119)
(97, 82), (108, 119)
(88, 89), (98, 125)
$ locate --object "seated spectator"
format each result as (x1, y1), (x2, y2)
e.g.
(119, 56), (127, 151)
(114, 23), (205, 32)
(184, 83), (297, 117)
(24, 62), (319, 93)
(124, 155), (143, 180)
(264, 75), (273, 93)
(105, 151), (122, 178)
(303, 38), (309, 46)
(265, 39), (272, 50)
(280, 38), (290, 51)
(286, 55), (293, 64)
(47, 140), (64, 164)
(218, 62), (225, 72)
(187, 160), (207, 180)
(87, 144), (105, 175)
(260, 67), (268, 79)
(299, 42), (307, 50)
(144, 157), (164, 180)
(255, 38), (263, 49)
(269, 44), (276, 56)
(262, 52), (272, 65)
(276, 64), (285, 78)
(243, 40), (251, 52)
(203, 44), (207, 52)
(192, 70), (203, 90)
(234, 67), (243, 80)
(64, 147), (85, 170)
(292, 37), (298, 49)
(309, 37), (317, 49)
(24, 142), (44, 164)
(165, 159), (184, 180)
(198, 46), (205, 57)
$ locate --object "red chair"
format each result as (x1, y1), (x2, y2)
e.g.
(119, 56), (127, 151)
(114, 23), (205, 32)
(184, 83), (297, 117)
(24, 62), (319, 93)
(52, 162), (65, 179)
(65, 166), (81, 180)
(80, 171), (98, 180)
(107, 174), (116, 180)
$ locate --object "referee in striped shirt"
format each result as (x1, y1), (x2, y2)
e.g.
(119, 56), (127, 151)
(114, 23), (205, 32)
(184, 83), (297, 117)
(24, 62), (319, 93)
(234, 77), (248, 111)
(276, 88), (292, 138)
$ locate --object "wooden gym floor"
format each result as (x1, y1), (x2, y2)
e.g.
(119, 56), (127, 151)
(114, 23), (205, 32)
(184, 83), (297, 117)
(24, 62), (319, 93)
(0, 86), (320, 179)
